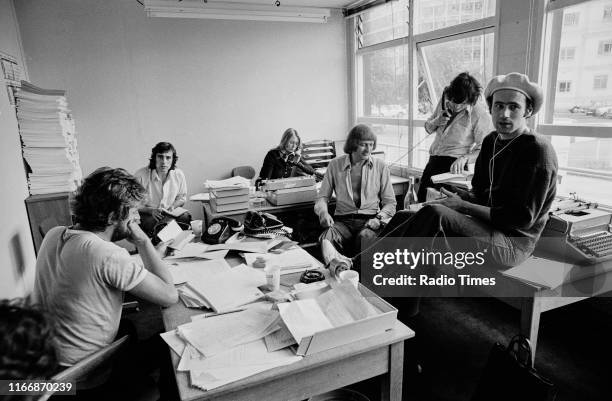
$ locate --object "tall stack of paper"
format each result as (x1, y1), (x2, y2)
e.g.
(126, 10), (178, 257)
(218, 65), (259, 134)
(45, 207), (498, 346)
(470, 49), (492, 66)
(15, 81), (82, 195)
(205, 176), (251, 213)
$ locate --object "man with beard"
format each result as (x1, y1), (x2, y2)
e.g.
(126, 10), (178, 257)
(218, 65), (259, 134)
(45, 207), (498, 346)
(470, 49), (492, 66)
(33, 167), (177, 369)
(315, 124), (396, 275)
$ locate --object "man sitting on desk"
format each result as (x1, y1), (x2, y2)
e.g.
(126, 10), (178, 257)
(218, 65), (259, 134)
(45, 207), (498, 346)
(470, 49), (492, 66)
(33, 168), (177, 377)
(380, 72), (558, 270)
(315, 124), (396, 275)
(134, 141), (190, 237)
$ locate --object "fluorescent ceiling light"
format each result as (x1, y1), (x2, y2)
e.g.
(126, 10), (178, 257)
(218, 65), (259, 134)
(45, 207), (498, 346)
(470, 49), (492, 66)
(144, 0), (331, 23)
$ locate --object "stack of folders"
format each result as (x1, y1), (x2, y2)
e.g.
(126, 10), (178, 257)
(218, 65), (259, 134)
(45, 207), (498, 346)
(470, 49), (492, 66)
(209, 186), (250, 213)
(204, 176), (251, 213)
(15, 81), (82, 195)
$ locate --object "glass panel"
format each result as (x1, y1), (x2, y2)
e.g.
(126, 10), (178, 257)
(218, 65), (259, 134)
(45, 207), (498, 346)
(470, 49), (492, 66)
(359, 45), (409, 118)
(413, 0), (496, 34)
(417, 31), (494, 118)
(544, 0), (612, 126)
(411, 127), (436, 170)
(369, 123), (410, 167)
(550, 135), (612, 205)
(359, 0), (409, 48)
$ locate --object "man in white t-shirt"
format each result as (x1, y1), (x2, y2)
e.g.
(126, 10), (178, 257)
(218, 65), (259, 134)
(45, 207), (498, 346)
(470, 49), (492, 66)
(33, 168), (178, 387)
(134, 142), (190, 236)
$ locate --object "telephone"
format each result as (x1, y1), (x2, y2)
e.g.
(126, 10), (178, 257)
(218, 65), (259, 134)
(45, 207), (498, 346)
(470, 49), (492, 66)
(202, 217), (243, 244)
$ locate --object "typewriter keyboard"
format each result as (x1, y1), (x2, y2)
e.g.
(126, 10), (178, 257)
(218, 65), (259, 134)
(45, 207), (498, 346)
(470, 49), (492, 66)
(572, 231), (612, 258)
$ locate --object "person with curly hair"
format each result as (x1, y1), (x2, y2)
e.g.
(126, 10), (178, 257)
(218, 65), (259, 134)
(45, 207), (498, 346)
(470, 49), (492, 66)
(0, 299), (57, 381)
(33, 167), (178, 368)
(418, 72), (493, 202)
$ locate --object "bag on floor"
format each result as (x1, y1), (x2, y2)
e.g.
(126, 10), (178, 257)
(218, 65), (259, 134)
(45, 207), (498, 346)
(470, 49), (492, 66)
(471, 334), (556, 401)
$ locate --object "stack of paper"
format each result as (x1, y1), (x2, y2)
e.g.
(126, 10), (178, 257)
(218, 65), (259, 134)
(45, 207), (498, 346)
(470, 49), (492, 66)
(161, 304), (302, 391)
(205, 177), (251, 213)
(15, 81), (82, 195)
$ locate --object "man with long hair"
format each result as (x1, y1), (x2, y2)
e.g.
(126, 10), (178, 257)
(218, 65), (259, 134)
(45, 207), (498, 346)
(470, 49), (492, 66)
(315, 124), (396, 275)
(419, 72), (493, 202)
(134, 142), (190, 236)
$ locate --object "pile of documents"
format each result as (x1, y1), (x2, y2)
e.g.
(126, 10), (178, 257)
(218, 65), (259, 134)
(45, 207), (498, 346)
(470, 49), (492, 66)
(15, 81), (82, 195)
(431, 172), (472, 190)
(205, 176), (251, 213)
(161, 303), (302, 391)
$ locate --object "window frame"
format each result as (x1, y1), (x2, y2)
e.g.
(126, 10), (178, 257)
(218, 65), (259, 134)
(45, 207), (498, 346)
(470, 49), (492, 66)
(540, 0), (612, 138)
(350, 1), (499, 174)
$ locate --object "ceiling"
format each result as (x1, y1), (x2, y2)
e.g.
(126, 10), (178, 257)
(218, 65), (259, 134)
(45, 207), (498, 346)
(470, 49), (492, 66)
(177, 0), (371, 10)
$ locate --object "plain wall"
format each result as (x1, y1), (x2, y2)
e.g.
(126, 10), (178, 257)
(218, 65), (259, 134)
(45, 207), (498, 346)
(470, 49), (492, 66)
(14, 0), (349, 219)
(0, 0), (37, 299)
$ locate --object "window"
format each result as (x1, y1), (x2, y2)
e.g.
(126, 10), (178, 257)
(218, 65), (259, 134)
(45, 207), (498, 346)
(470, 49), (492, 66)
(414, 0), (496, 34)
(559, 81), (572, 92)
(353, 0), (496, 170)
(594, 74), (608, 89)
(604, 5), (612, 19)
(564, 11), (580, 25)
(541, 0), (612, 206)
(560, 47), (576, 60)
(357, 0), (408, 48)
(598, 40), (612, 54)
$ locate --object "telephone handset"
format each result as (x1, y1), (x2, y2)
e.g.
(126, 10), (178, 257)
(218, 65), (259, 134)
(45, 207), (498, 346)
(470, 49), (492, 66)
(202, 217), (243, 244)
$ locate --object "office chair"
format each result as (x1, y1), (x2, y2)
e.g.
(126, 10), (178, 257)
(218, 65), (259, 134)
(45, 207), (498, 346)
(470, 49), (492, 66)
(38, 335), (158, 401)
(231, 165), (256, 179)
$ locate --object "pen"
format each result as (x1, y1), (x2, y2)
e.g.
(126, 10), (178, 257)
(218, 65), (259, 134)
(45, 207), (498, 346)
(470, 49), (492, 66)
(204, 308), (246, 318)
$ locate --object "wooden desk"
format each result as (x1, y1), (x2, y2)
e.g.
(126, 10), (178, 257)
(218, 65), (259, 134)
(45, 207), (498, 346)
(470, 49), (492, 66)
(162, 301), (413, 401)
(162, 250), (413, 401)
(475, 259), (612, 356)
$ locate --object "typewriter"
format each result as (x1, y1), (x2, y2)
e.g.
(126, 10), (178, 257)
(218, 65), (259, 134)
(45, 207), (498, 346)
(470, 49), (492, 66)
(261, 176), (317, 206)
(536, 195), (612, 265)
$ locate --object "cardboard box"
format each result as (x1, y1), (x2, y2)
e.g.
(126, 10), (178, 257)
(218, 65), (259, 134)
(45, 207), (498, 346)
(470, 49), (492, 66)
(295, 285), (398, 356)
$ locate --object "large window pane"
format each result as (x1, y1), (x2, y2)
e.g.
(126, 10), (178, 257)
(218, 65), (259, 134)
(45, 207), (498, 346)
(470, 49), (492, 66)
(358, 0), (408, 48)
(543, 0), (612, 126)
(550, 135), (612, 205)
(411, 127), (436, 169)
(359, 45), (409, 118)
(370, 124), (410, 166)
(417, 31), (494, 118)
(413, 0), (496, 34)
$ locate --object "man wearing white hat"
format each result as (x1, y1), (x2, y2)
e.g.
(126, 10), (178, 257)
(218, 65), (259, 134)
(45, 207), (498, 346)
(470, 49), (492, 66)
(377, 72), (558, 268)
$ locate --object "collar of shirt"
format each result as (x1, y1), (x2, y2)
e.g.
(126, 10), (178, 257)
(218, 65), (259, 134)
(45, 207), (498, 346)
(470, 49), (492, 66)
(150, 168), (169, 182)
(340, 154), (373, 171)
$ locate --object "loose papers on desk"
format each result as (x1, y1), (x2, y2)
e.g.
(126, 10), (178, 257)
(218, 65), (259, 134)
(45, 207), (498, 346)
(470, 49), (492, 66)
(176, 304), (280, 357)
(161, 304), (302, 391)
(244, 247), (323, 275)
(278, 282), (379, 342)
(186, 264), (265, 312)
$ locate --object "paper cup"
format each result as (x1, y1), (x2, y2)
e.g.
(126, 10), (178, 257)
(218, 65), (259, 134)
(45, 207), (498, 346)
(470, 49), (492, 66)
(338, 270), (359, 289)
(190, 220), (203, 237)
(264, 265), (281, 291)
